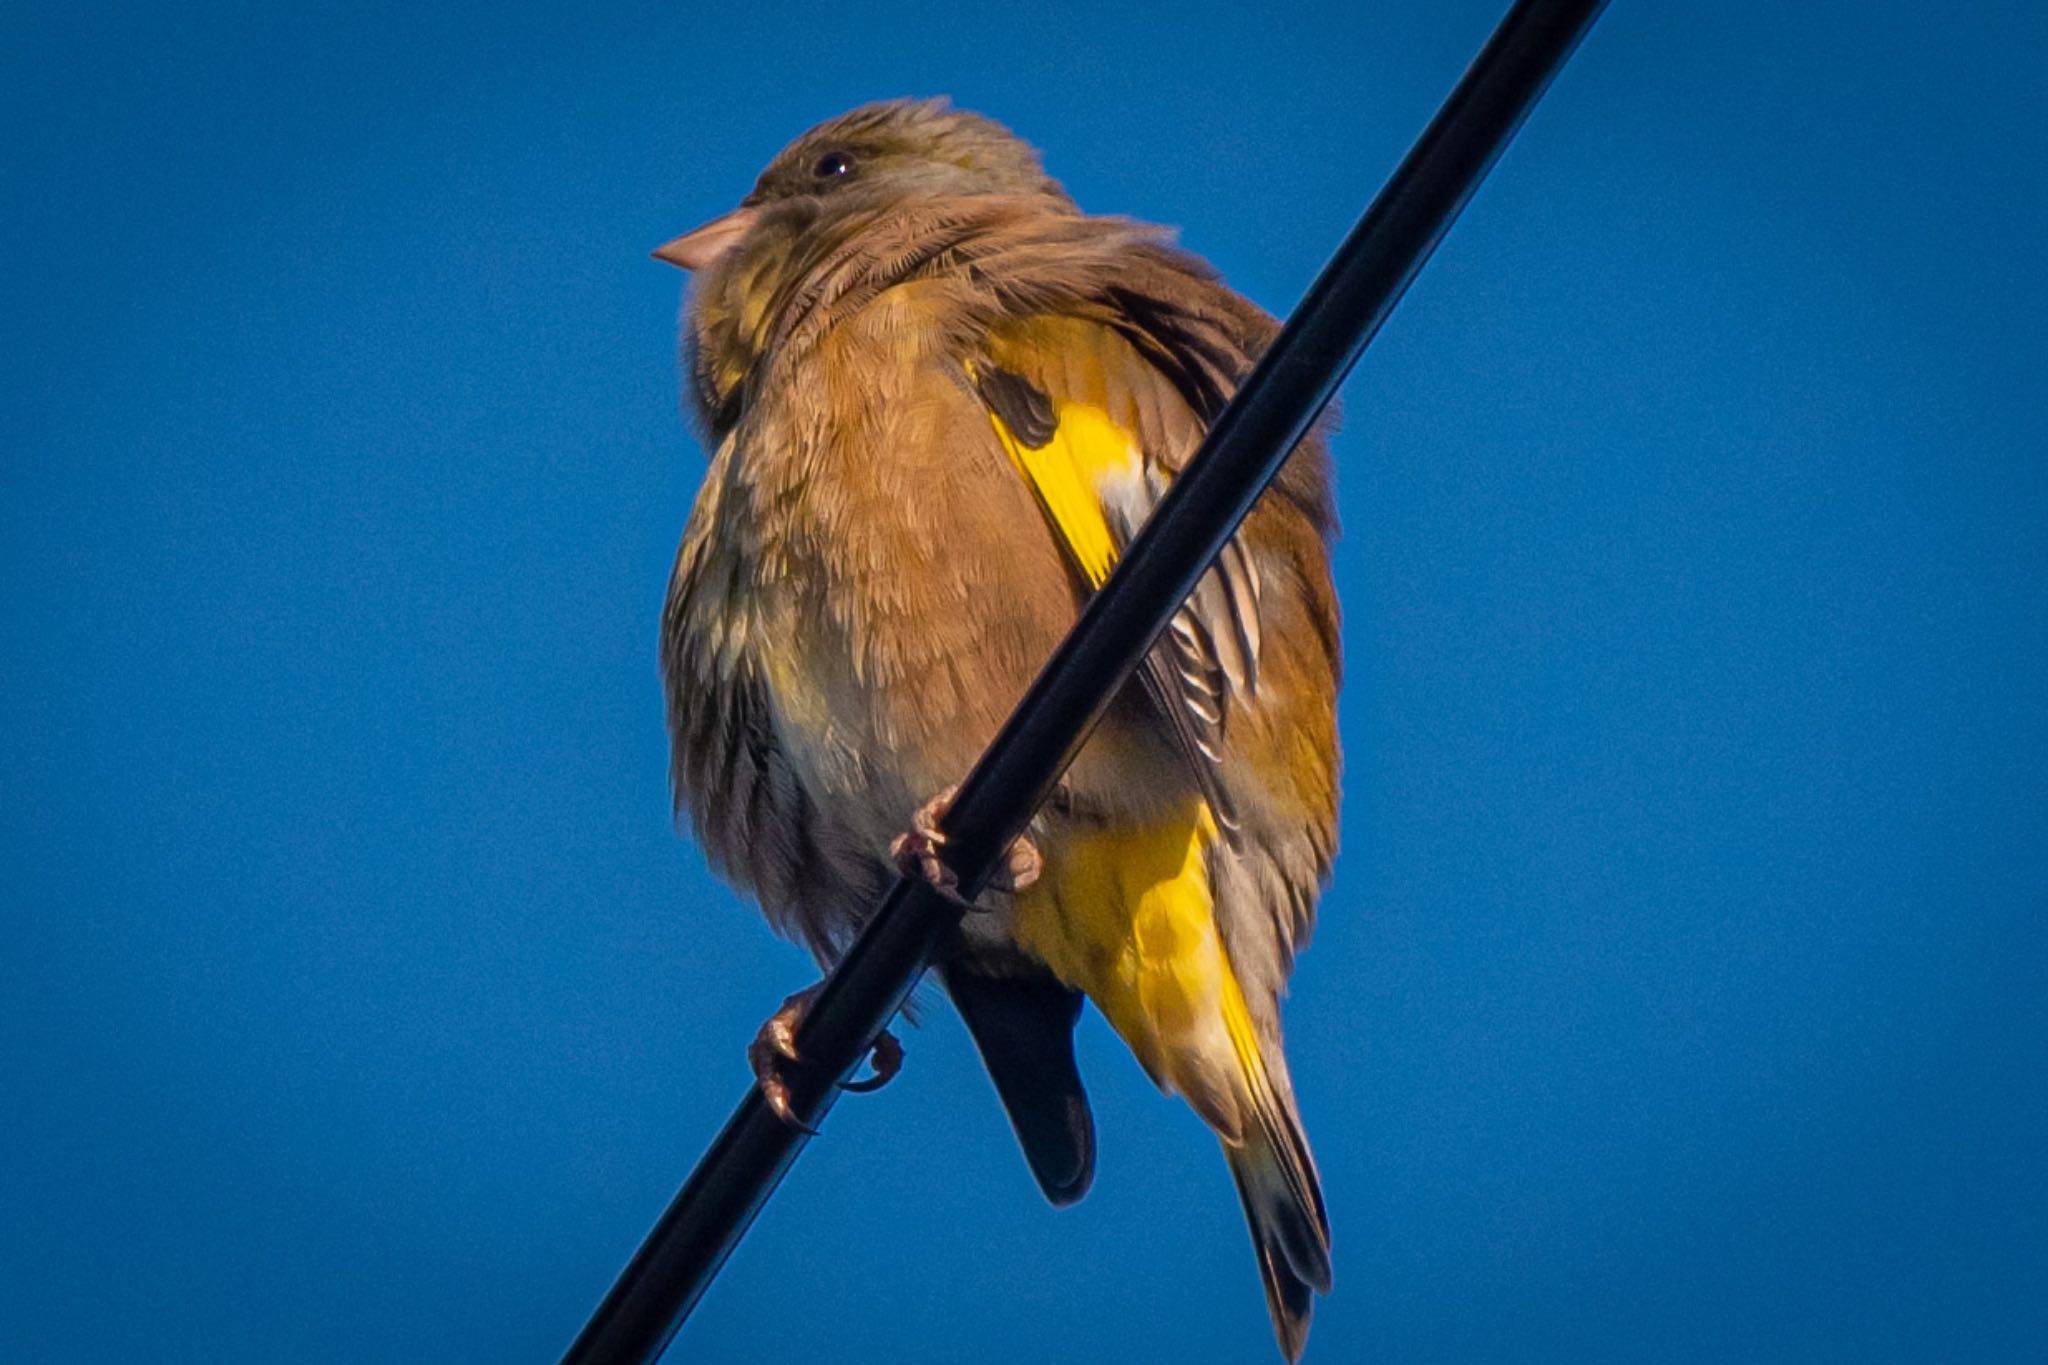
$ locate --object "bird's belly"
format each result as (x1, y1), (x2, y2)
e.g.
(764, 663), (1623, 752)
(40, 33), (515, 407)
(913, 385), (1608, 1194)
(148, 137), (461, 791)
(738, 521), (1190, 884)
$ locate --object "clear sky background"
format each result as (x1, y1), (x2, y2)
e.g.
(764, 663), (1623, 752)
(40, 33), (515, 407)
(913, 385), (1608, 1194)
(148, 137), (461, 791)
(5, 1), (2044, 1361)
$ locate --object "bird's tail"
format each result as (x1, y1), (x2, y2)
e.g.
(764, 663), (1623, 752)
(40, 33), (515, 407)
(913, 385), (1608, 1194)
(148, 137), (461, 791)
(1009, 803), (1330, 1356)
(1221, 976), (1331, 1362)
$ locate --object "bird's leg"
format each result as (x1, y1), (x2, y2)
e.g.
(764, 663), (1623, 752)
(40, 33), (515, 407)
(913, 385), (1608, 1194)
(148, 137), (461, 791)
(748, 982), (904, 1131)
(889, 784), (1043, 901)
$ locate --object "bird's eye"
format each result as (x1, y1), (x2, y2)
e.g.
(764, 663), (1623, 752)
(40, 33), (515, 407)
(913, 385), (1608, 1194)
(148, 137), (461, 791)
(813, 151), (856, 181)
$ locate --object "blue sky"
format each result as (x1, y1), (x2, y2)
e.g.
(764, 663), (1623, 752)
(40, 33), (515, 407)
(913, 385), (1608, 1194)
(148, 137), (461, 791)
(5, 1), (2044, 1360)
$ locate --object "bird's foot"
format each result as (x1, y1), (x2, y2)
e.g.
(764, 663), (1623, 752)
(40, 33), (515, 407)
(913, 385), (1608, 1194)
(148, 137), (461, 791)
(747, 983), (904, 1131)
(889, 785), (1042, 901)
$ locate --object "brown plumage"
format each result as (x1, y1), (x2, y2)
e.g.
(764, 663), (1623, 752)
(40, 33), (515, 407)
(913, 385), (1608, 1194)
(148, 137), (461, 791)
(657, 98), (1341, 1359)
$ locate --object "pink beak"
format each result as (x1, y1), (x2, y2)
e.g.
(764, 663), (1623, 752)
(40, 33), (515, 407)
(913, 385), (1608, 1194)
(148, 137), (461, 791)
(652, 206), (761, 272)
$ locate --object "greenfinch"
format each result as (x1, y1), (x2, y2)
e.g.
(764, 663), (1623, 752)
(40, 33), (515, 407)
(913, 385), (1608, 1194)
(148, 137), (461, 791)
(657, 98), (1340, 1359)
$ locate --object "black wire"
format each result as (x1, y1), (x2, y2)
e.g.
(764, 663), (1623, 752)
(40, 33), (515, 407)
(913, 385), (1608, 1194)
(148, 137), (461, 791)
(562, 1), (1609, 1359)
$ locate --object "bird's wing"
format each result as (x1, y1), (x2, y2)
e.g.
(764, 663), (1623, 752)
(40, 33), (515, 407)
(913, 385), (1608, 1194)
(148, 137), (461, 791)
(969, 316), (1263, 838)
(950, 232), (1337, 996)
(968, 308), (1339, 1313)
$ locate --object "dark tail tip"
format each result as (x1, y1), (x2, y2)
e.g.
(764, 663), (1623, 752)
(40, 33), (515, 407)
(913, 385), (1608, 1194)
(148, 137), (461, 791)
(1228, 1109), (1331, 1357)
(1251, 1216), (1315, 1361)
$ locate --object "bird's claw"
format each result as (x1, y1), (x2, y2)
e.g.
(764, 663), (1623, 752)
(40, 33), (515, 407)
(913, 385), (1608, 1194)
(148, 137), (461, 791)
(890, 785), (1042, 903)
(748, 984), (904, 1130)
(838, 1028), (903, 1093)
(890, 787), (961, 896)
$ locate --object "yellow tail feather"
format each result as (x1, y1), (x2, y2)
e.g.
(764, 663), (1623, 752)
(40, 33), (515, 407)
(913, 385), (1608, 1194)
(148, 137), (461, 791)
(1013, 800), (1238, 1129)
(1013, 800), (1331, 1357)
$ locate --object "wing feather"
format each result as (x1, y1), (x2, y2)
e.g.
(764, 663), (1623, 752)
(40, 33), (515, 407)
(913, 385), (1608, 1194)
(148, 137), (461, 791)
(972, 354), (1249, 835)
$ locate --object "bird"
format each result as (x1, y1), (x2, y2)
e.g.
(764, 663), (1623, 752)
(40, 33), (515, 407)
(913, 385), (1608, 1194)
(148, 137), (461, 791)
(655, 98), (1341, 1359)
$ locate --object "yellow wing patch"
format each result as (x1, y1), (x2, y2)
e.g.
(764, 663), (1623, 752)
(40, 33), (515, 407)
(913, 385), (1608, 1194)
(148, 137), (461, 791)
(970, 353), (1261, 1133)
(975, 363), (1135, 588)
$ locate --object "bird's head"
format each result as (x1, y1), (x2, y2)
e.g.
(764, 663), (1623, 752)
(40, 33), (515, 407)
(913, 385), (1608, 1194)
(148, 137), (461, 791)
(653, 98), (1066, 274)
(659, 99), (1069, 434)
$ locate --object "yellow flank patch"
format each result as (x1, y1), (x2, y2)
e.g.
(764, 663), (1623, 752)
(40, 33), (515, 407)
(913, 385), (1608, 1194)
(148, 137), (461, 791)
(980, 387), (1137, 589)
(1014, 800), (1242, 1092)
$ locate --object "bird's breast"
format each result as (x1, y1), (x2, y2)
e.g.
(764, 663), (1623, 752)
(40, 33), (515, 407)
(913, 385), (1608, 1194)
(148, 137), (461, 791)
(702, 326), (1092, 839)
